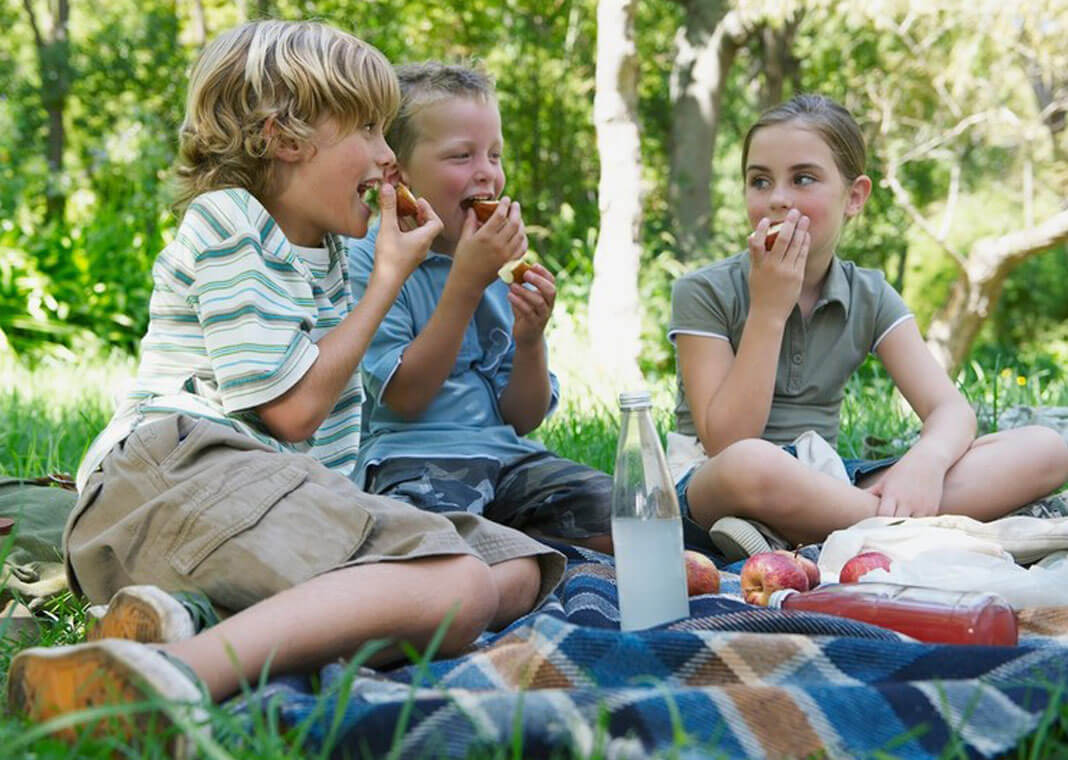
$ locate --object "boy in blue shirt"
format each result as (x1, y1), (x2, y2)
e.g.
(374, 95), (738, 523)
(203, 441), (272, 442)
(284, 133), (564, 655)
(348, 62), (612, 553)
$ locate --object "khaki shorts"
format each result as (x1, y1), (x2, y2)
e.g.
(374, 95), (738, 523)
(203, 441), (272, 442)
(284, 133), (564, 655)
(67, 415), (565, 613)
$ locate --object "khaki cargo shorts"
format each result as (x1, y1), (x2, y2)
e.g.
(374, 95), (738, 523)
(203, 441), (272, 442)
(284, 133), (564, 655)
(67, 415), (565, 613)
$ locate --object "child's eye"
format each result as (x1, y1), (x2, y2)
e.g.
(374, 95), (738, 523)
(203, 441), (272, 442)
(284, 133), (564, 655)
(794, 174), (816, 186)
(363, 122), (378, 133)
(450, 152), (470, 160)
(748, 176), (770, 190)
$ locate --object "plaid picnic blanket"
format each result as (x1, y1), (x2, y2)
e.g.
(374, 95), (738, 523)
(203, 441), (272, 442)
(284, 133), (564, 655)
(228, 544), (1068, 759)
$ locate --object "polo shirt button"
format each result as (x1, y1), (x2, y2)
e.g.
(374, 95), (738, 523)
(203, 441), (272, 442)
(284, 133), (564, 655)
(792, 353), (802, 364)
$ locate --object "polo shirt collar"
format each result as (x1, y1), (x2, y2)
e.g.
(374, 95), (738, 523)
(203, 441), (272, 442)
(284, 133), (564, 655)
(815, 256), (851, 317)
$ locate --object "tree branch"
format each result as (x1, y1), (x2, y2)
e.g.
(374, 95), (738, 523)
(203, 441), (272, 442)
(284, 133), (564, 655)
(973, 207), (1068, 271)
(21, 0), (44, 50)
(883, 170), (968, 271)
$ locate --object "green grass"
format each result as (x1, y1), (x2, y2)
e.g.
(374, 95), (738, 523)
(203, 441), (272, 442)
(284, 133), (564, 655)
(0, 354), (1067, 757)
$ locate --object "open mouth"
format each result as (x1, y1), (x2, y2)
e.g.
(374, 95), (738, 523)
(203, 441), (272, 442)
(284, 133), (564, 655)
(460, 194), (496, 211)
(358, 180), (381, 207)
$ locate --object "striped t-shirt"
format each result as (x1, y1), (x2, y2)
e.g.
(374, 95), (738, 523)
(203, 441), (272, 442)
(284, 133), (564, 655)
(76, 188), (362, 491)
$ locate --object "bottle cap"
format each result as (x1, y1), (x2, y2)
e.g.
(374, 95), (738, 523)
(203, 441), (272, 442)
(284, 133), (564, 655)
(0, 517), (14, 536)
(767, 588), (800, 609)
(618, 390), (652, 409)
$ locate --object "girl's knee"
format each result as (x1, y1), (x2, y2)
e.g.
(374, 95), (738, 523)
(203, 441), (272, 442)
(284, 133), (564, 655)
(711, 439), (788, 506)
(1030, 426), (1068, 482)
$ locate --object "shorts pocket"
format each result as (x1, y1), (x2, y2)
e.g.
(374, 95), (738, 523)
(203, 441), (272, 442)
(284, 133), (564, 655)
(163, 457), (374, 611)
(167, 464), (307, 575)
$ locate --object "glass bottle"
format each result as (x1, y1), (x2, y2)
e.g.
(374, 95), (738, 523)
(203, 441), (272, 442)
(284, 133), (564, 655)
(768, 582), (1018, 646)
(611, 390), (689, 631)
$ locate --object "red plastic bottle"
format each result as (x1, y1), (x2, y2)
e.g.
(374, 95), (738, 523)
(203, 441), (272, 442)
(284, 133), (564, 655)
(768, 582), (1018, 646)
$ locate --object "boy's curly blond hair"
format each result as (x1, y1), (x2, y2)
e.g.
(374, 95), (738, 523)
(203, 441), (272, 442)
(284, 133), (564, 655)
(173, 20), (399, 214)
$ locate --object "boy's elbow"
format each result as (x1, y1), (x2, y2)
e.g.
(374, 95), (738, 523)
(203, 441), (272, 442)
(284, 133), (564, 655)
(381, 386), (430, 420)
(258, 403), (323, 443)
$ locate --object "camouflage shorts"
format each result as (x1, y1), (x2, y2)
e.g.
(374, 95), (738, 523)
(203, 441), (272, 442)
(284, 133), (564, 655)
(365, 451), (612, 540)
(1008, 489), (1068, 519)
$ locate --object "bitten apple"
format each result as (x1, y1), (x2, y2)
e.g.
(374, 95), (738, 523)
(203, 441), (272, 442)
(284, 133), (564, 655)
(764, 221), (784, 251)
(740, 551), (810, 606)
(395, 183), (419, 218)
(498, 256), (534, 284)
(774, 549), (820, 589)
(683, 550), (721, 596)
(838, 551), (892, 583)
(470, 198), (500, 222)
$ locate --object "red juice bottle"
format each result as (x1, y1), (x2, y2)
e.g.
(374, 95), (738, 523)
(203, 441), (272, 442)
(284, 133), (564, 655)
(767, 582), (1018, 646)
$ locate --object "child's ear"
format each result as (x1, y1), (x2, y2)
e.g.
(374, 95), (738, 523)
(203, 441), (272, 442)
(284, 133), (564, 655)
(264, 116), (309, 163)
(845, 174), (872, 218)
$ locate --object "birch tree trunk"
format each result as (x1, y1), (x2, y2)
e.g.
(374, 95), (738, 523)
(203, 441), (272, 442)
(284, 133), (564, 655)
(587, 0), (643, 385)
(925, 208), (1068, 376)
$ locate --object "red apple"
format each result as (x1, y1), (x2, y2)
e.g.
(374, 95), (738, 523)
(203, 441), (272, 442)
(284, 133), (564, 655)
(683, 550), (721, 596)
(740, 551), (810, 606)
(498, 256), (535, 285)
(839, 551), (892, 583)
(764, 221), (784, 251)
(395, 183), (419, 218)
(774, 549), (820, 589)
(470, 198), (501, 222)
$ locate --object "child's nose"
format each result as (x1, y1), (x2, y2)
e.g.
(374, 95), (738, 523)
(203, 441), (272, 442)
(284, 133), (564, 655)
(372, 134), (395, 166)
(769, 184), (793, 211)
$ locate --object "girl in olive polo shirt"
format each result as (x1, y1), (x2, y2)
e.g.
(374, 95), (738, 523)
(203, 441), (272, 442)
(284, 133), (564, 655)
(669, 94), (1068, 561)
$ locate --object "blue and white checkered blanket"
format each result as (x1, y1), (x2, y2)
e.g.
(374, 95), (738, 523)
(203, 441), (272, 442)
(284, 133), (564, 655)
(228, 544), (1068, 758)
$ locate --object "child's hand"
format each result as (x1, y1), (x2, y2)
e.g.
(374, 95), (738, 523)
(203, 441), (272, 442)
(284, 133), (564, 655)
(374, 183), (443, 283)
(747, 209), (810, 323)
(508, 263), (555, 348)
(864, 456), (944, 518)
(452, 197), (527, 291)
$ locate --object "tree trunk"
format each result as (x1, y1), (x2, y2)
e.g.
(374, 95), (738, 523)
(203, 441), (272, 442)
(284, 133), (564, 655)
(757, 13), (802, 111)
(668, 4), (746, 260)
(587, 0), (643, 384)
(23, 0), (71, 224)
(189, 0), (207, 46)
(925, 208), (1068, 376)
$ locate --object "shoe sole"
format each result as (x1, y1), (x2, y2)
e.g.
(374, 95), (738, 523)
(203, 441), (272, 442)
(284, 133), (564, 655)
(707, 516), (772, 562)
(87, 586), (196, 644)
(8, 640), (206, 757)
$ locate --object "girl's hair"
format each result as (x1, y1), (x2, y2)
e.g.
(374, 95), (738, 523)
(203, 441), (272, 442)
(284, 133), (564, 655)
(173, 20), (399, 214)
(741, 94), (866, 183)
(387, 61), (495, 165)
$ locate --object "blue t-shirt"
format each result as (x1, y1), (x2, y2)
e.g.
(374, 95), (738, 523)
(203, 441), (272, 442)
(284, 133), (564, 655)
(347, 223), (560, 488)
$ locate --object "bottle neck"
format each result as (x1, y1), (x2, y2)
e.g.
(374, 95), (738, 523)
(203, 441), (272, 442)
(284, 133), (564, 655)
(767, 588), (801, 609)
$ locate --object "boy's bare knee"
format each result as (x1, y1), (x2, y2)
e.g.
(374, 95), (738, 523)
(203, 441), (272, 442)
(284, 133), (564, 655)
(487, 557), (542, 629)
(433, 555), (498, 654)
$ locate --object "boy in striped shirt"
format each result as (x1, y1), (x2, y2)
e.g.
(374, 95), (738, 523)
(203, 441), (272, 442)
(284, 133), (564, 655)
(7, 21), (563, 753)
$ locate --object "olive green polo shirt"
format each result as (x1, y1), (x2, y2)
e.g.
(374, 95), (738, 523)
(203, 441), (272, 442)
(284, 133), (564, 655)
(669, 253), (912, 447)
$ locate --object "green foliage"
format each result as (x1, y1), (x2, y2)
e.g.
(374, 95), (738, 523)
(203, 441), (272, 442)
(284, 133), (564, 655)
(1, 0), (1065, 376)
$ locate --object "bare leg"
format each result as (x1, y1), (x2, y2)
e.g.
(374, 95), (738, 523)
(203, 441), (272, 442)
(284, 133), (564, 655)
(936, 426), (1068, 521)
(488, 557), (542, 629)
(686, 439), (880, 544)
(163, 554), (500, 701)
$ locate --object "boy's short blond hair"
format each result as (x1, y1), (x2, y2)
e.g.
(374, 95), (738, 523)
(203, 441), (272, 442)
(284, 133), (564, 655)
(173, 20), (399, 213)
(388, 62), (495, 165)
